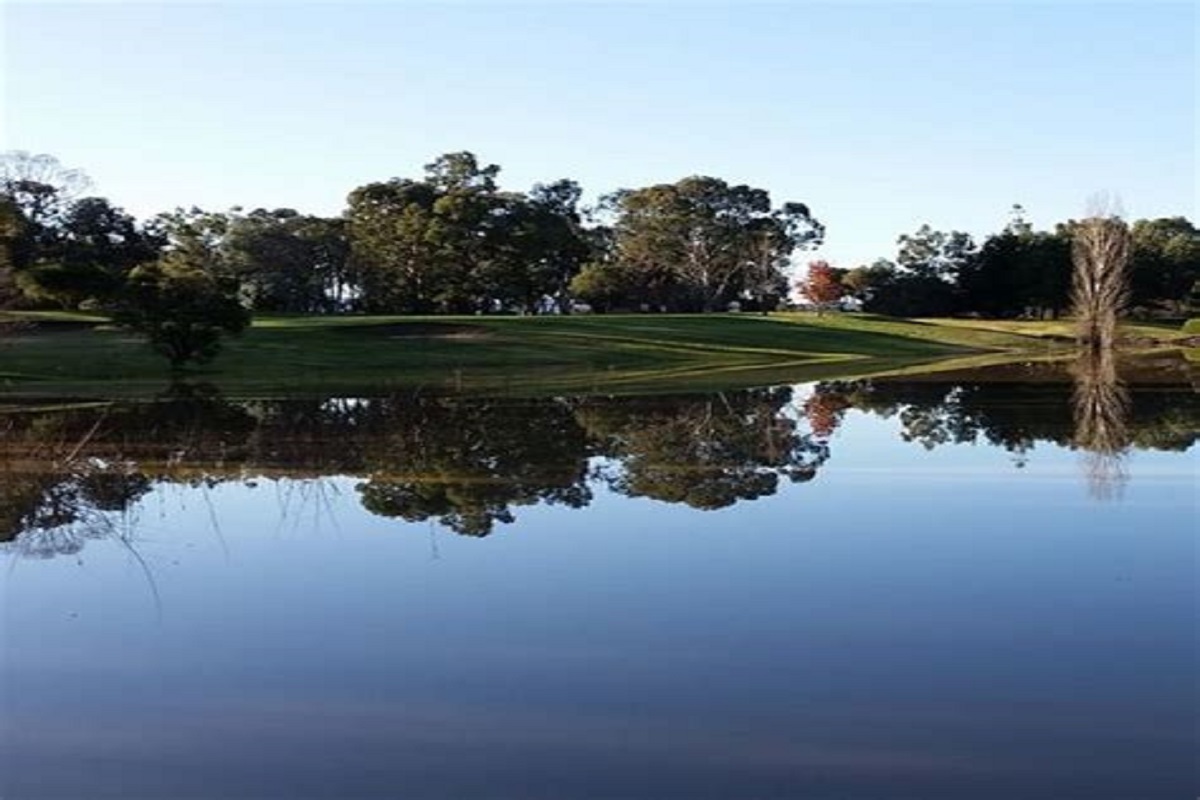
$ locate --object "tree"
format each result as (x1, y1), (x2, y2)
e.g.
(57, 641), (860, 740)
(568, 261), (640, 312)
(842, 259), (894, 305)
(16, 197), (164, 308)
(857, 226), (977, 318)
(515, 179), (592, 312)
(0, 198), (28, 313)
(224, 209), (351, 313)
(958, 207), (1071, 319)
(0, 154), (166, 309)
(858, 258), (958, 317)
(0, 151), (90, 229)
(1070, 199), (1131, 350)
(346, 178), (440, 312)
(798, 260), (845, 313)
(896, 224), (976, 282)
(602, 176), (823, 312)
(346, 153), (593, 314)
(1128, 217), (1200, 314)
(114, 249), (250, 369)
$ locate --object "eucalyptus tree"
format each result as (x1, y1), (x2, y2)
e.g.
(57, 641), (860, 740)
(1128, 217), (1199, 314)
(17, 197), (165, 308)
(346, 153), (591, 314)
(895, 224), (977, 282)
(0, 153), (170, 308)
(858, 225), (976, 317)
(598, 176), (823, 312)
(958, 209), (1071, 318)
(223, 209), (351, 312)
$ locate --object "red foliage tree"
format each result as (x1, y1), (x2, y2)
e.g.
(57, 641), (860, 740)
(799, 260), (845, 313)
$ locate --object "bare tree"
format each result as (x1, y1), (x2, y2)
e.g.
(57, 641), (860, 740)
(0, 150), (91, 225)
(1070, 195), (1131, 350)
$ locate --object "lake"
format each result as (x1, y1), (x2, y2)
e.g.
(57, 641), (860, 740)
(2, 353), (1195, 799)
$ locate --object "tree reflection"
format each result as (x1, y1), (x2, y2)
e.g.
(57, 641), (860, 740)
(353, 396), (593, 536)
(1070, 348), (1131, 499)
(804, 352), (1194, 495)
(0, 360), (1194, 553)
(579, 388), (828, 510)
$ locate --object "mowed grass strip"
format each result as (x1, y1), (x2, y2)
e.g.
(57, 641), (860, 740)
(0, 311), (1104, 397)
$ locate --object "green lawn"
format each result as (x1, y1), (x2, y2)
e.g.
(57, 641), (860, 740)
(0, 311), (1188, 398)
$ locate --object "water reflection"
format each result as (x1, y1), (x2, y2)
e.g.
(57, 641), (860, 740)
(1, 354), (1195, 556)
(1070, 348), (1130, 499)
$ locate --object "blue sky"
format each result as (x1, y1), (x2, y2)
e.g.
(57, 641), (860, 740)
(2, 2), (1195, 267)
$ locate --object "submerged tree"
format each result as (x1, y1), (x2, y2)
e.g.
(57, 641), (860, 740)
(1070, 198), (1131, 350)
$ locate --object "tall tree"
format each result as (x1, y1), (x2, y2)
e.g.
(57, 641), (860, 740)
(896, 224), (976, 282)
(346, 178), (440, 312)
(1128, 217), (1200, 314)
(602, 176), (823, 312)
(224, 209), (351, 312)
(1069, 199), (1131, 350)
(859, 226), (976, 317)
(17, 197), (165, 308)
(347, 153), (592, 314)
(959, 207), (1072, 318)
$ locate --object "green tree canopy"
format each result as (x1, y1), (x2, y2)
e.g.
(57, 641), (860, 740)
(1128, 217), (1200, 314)
(600, 177), (823, 312)
(114, 247), (250, 369)
(346, 153), (593, 314)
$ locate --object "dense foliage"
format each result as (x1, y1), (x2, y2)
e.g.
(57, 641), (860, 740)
(114, 256), (250, 369)
(573, 177), (823, 312)
(2, 153), (1196, 329)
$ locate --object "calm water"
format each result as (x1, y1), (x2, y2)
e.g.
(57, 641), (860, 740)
(2, 356), (1196, 799)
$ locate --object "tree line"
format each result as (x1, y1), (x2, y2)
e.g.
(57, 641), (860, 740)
(0, 150), (823, 318)
(1, 150), (1196, 365)
(804, 206), (1198, 319)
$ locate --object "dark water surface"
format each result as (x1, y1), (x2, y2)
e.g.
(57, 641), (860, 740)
(2, 357), (1196, 799)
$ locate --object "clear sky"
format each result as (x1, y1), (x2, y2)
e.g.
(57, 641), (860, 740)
(2, 1), (1195, 267)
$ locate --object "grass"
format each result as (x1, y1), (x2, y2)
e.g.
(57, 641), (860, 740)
(0, 310), (1189, 398)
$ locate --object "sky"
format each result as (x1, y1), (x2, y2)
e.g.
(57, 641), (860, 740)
(1, 1), (1195, 267)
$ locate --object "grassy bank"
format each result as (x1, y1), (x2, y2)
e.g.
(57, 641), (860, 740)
(0, 311), (1188, 398)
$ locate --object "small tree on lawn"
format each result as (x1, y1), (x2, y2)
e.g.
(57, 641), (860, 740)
(115, 254), (249, 370)
(799, 260), (845, 314)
